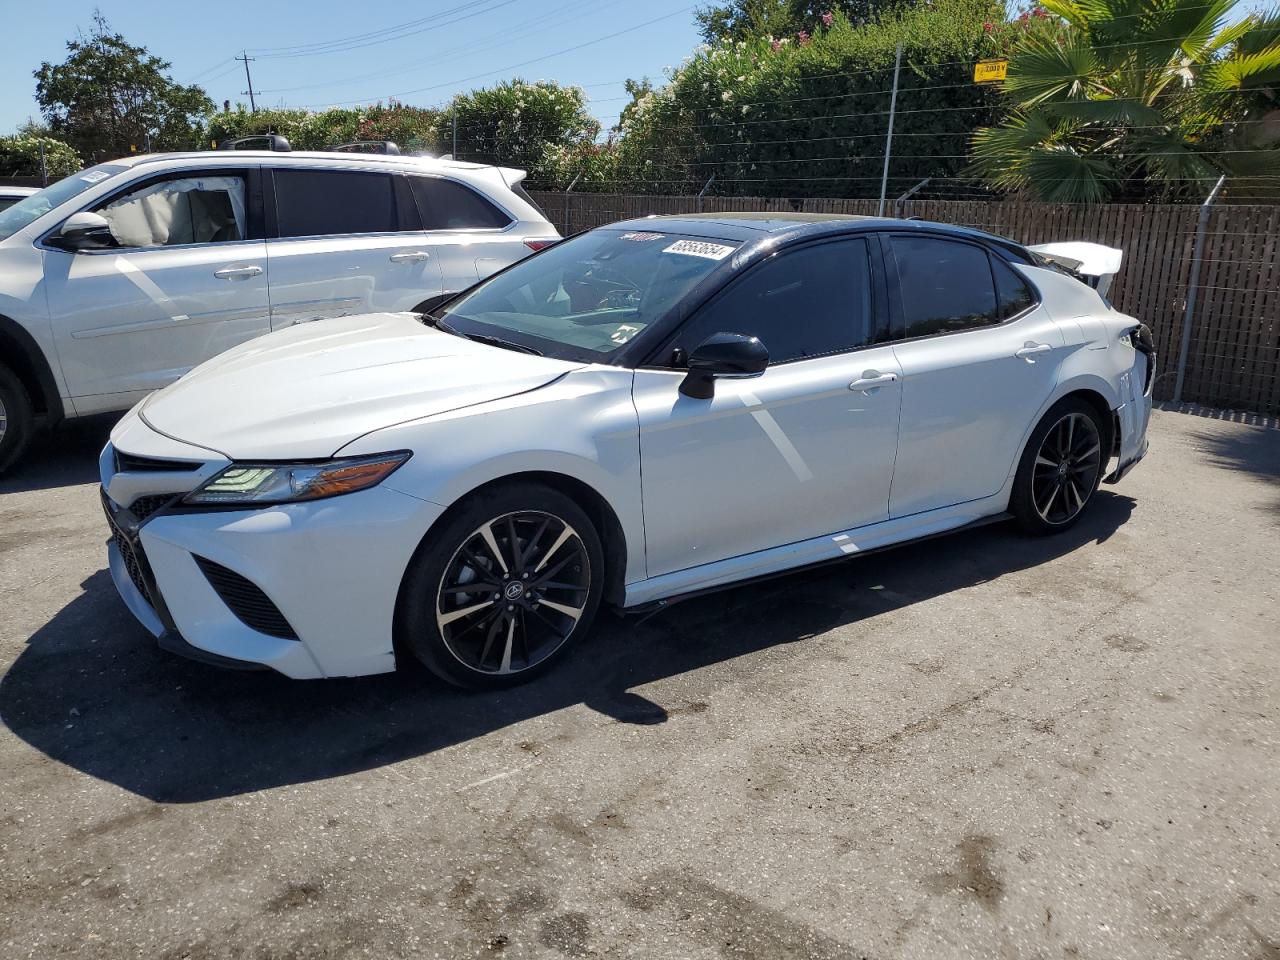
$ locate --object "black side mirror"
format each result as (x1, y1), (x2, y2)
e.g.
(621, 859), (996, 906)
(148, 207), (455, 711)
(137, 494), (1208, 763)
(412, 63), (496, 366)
(50, 211), (115, 251)
(679, 332), (769, 399)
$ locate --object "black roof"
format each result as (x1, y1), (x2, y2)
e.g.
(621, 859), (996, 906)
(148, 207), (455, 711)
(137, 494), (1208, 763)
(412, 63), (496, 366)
(604, 212), (1031, 261)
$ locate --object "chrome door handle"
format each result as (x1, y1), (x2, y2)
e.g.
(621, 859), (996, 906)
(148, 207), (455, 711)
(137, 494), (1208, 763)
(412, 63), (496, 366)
(390, 251), (430, 263)
(849, 371), (898, 392)
(213, 265), (263, 280)
(1015, 342), (1052, 361)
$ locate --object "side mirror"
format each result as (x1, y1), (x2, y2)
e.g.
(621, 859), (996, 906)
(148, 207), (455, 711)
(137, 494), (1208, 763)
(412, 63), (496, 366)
(679, 332), (769, 399)
(52, 211), (114, 251)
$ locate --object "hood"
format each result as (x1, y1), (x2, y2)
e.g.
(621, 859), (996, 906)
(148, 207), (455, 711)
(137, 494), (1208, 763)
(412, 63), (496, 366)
(140, 312), (582, 460)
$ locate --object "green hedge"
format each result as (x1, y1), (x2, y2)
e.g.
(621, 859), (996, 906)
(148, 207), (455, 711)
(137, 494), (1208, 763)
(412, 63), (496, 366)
(0, 135), (81, 179)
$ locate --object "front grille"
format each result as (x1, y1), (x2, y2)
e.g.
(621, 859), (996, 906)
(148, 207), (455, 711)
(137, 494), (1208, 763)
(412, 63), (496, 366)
(115, 451), (201, 473)
(102, 497), (154, 606)
(193, 556), (299, 640)
(127, 494), (178, 522)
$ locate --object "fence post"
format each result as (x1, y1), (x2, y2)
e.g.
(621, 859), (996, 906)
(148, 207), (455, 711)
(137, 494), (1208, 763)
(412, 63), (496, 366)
(563, 172), (582, 236)
(38, 140), (48, 187)
(894, 177), (929, 219)
(1172, 174), (1226, 404)
(696, 174), (716, 213)
(877, 42), (903, 218)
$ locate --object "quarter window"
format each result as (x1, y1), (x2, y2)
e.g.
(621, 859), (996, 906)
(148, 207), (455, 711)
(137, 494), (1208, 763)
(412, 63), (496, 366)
(889, 236), (998, 338)
(411, 177), (512, 230)
(274, 169), (398, 238)
(95, 174), (247, 248)
(992, 255), (1036, 319)
(665, 238), (874, 365)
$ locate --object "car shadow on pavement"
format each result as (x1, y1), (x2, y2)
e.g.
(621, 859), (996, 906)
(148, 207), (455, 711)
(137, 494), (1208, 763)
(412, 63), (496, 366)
(0, 416), (115, 494)
(0, 492), (1134, 803)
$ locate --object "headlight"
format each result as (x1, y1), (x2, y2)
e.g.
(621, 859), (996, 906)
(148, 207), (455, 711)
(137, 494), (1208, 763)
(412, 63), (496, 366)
(184, 452), (411, 506)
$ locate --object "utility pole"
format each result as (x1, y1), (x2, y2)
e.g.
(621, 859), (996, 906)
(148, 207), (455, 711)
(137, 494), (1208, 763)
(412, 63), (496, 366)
(877, 42), (903, 217)
(236, 51), (257, 113)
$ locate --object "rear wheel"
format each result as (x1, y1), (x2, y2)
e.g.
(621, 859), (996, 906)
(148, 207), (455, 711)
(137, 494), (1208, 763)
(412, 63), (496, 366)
(1011, 398), (1107, 534)
(399, 483), (604, 689)
(0, 363), (34, 476)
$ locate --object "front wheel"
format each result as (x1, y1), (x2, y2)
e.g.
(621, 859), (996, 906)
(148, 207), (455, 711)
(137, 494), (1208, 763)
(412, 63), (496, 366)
(1011, 398), (1107, 535)
(0, 363), (35, 476)
(398, 483), (604, 689)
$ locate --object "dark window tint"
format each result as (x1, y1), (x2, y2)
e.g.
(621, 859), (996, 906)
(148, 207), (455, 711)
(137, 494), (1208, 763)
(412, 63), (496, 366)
(412, 177), (511, 230)
(992, 255), (1036, 319)
(274, 169), (397, 237)
(890, 236), (998, 338)
(667, 239), (873, 365)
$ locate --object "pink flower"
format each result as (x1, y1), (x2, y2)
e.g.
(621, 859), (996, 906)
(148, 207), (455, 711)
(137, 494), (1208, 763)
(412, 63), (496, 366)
(770, 38), (782, 51)
(797, 30), (811, 45)
(1033, 6), (1047, 16)
(821, 11), (834, 27)
(983, 20), (994, 31)
(1019, 11), (1030, 20)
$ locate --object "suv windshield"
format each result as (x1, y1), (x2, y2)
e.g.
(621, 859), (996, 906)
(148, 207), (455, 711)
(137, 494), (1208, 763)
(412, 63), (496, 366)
(0, 163), (128, 242)
(433, 228), (740, 362)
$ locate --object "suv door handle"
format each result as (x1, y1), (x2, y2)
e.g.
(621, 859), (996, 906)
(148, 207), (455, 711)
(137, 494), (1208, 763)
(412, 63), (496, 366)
(213, 265), (262, 280)
(390, 251), (430, 263)
(849, 371), (898, 393)
(1015, 342), (1052, 361)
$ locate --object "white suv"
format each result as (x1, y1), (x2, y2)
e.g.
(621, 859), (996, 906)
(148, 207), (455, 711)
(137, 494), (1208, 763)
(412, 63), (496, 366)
(0, 142), (558, 473)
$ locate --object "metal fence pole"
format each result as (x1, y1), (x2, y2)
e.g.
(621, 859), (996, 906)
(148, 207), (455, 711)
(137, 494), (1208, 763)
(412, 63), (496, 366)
(563, 171), (582, 235)
(38, 140), (48, 186)
(696, 174), (716, 213)
(894, 177), (929, 218)
(877, 42), (903, 218)
(1172, 174), (1226, 404)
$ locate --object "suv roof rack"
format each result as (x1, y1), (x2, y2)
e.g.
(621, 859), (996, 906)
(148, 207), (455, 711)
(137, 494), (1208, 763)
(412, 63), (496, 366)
(217, 134), (292, 152)
(327, 141), (401, 155)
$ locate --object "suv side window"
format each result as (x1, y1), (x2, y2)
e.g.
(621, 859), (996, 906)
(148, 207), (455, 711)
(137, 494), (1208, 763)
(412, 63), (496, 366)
(274, 169), (399, 238)
(992, 254), (1036, 319)
(661, 238), (874, 366)
(889, 235), (998, 339)
(410, 177), (512, 230)
(95, 173), (247, 248)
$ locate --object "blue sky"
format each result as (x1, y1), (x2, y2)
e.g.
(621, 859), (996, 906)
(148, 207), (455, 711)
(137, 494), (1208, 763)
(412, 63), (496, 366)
(0, 0), (702, 134)
(3, 0), (1275, 138)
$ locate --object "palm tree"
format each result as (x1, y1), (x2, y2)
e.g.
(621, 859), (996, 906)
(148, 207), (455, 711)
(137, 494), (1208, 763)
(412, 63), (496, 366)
(970, 0), (1280, 202)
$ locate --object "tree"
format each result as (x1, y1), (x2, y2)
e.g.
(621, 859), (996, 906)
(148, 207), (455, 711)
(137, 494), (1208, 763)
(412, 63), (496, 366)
(0, 135), (81, 179)
(970, 0), (1280, 202)
(695, 0), (897, 43)
(34, 13), (213, 160)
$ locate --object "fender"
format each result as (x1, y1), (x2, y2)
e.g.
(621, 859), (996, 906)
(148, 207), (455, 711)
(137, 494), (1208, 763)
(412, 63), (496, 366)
(0, 313), (65, 424)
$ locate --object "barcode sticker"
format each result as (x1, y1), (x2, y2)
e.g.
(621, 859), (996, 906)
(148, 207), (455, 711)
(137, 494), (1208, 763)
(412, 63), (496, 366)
(619, 231), (665, 241)
(662, 239), (735, 260)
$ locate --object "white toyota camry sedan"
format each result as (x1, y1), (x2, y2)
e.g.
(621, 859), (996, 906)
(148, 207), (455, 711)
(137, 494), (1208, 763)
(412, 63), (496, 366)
(100, 213), (1154, 687)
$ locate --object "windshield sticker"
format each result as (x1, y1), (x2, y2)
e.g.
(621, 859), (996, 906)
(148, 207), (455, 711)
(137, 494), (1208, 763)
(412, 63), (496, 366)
(80, 170), (111, 184)
(663, 239), (734, 261)
(610, 324), (641, 344)
(619, 231), (665, 242)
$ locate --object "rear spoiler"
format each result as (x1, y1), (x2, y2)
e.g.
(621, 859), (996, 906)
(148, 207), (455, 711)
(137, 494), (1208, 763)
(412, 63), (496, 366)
(1028, 242), (1123, 298)
(496, 166), (528, 189)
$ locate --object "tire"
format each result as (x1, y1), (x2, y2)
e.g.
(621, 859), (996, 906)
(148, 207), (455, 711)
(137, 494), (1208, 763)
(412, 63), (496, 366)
(1010, 397), (1108, 535)
(0, 363), (35, 476)
(398, 482), (605, 689)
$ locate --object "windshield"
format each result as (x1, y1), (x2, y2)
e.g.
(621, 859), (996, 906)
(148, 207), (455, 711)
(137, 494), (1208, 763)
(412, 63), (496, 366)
(434, 228), (741, 362)
(0, 163), (128, 242)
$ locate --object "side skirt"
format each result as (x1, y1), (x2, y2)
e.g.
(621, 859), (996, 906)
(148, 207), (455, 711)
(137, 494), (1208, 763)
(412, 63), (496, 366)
(620, 496), (1014, 614)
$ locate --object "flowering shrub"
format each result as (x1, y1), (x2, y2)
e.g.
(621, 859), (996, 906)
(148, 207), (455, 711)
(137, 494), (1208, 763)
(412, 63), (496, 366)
(0, 134), (81, 178)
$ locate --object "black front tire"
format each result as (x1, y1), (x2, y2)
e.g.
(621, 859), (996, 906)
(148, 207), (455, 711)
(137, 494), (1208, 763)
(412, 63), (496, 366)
(1011, 397), (1108, 535)
(0, 364), (34, 476)
(397, 482), (605, 690)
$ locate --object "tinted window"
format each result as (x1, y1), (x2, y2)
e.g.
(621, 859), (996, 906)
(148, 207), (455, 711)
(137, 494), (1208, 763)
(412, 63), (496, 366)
(412, 177), (511, 230)
(890, 236), (998, 338)
(274, 169), (397, 237)
(666, 239), (873, 365)
(992, 255), (1036, 319)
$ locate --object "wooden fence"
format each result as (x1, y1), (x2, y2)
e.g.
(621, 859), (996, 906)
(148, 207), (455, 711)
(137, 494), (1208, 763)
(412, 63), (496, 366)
(530, 191), (1280, 416)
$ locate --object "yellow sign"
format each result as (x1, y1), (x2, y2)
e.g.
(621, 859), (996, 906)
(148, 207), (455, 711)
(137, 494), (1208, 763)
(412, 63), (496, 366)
(974, 59), (1008, 83)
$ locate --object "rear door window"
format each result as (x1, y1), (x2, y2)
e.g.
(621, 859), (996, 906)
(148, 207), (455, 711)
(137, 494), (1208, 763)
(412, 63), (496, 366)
(888, 236), (999, 339)
(410, 177), (512, 230)
(274, 169), (398, 238)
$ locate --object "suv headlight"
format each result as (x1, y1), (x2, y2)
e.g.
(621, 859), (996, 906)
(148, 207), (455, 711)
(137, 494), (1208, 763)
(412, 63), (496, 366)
(184, 452), (411, 506)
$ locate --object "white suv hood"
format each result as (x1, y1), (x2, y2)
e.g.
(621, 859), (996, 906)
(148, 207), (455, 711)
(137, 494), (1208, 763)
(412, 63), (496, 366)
(140, 312), (583, 460)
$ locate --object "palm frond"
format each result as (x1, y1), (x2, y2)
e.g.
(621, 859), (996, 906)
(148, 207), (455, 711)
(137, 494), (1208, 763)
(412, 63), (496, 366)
(1024, 147), (1116, 202)
(1003, 35), (1104, 104)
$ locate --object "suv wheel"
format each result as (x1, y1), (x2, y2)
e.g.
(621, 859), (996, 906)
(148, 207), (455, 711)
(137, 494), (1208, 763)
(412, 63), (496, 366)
(398, 483), (605, 689)
(0, 364), (34, 476)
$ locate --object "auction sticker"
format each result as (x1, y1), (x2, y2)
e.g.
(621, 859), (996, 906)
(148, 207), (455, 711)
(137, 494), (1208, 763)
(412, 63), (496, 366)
(80, 170), (111, 183)
(662, 239), (734, 260)
(619, 231), (664, 241)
